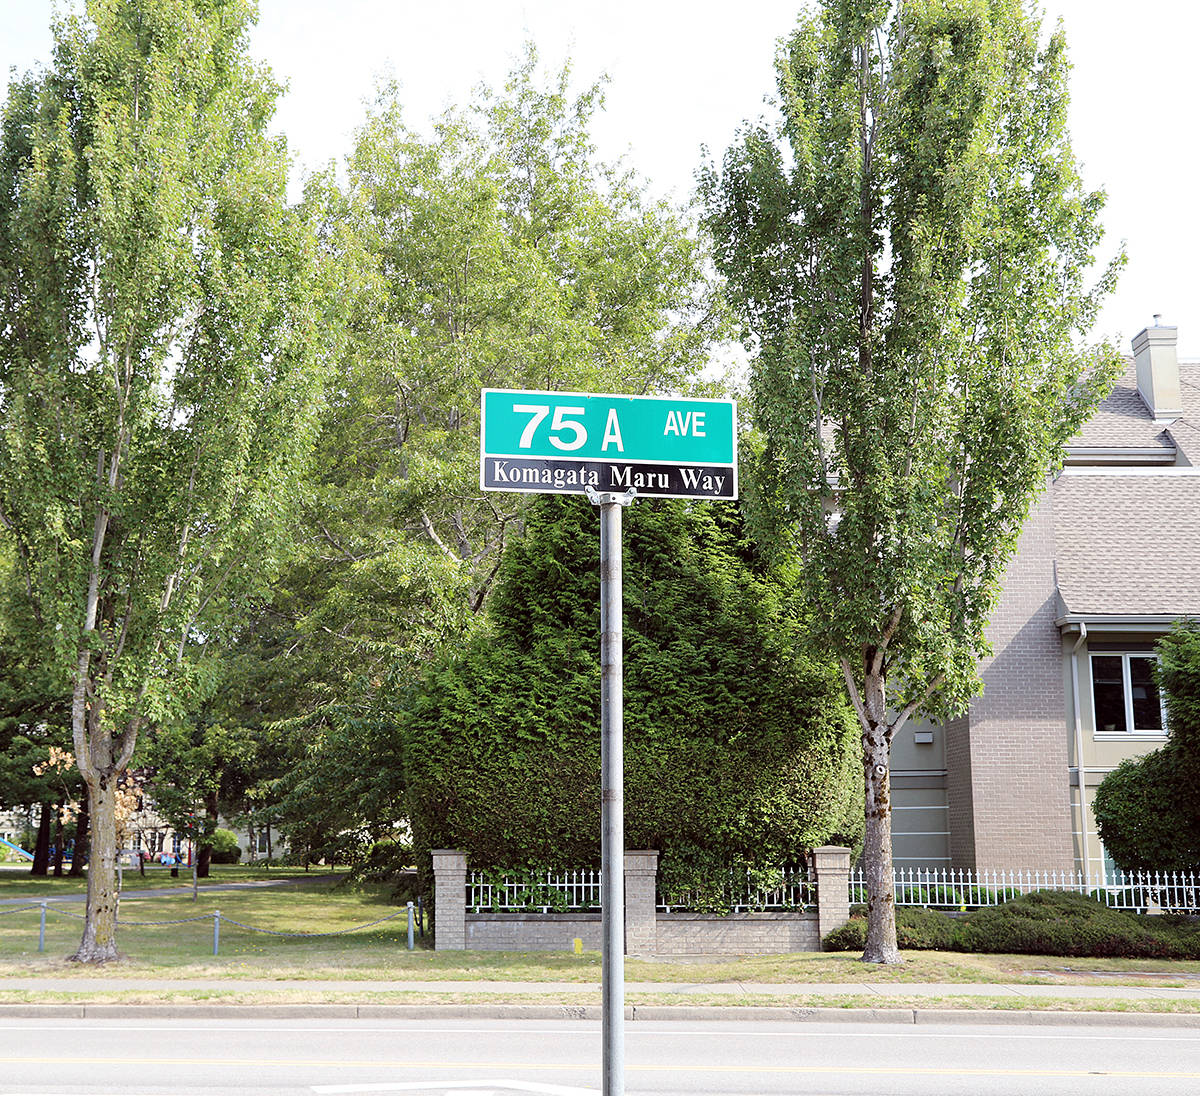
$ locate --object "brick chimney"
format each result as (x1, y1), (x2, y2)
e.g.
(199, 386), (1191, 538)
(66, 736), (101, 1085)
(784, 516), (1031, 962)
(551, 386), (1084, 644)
(1132, 316), (1183, 420)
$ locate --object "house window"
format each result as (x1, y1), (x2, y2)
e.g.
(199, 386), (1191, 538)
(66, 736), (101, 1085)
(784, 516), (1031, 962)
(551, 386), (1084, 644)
(1091, 653), (1165, 735)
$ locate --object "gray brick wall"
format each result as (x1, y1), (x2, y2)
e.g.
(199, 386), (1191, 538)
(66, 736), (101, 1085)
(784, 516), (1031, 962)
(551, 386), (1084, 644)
(946, 492), (1075, 871)
(655, 913), (819, 955)
(436, 848), (846, 954)
(466, 914), (602, 951)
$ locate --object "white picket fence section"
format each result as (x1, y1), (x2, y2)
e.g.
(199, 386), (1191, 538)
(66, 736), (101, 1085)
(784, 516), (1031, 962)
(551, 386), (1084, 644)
(657, 864), (812, 913)
(849, 865), (1200, 914)
(466, 868), (603, 913)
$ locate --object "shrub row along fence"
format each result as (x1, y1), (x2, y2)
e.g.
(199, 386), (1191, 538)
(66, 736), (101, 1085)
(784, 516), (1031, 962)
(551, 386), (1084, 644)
(436, 847), (851, 953)
(0, 900), (422, 955)
(464, 863), (813, 915)
(849, 866), (1200, 914)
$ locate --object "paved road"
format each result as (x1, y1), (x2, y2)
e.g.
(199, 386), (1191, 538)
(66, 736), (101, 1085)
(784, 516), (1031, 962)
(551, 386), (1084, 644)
(1, 1015), (1199, 1095)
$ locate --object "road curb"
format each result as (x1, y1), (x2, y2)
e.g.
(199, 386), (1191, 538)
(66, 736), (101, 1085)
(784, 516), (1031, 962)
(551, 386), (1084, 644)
(1, 1002), (1198, 1027)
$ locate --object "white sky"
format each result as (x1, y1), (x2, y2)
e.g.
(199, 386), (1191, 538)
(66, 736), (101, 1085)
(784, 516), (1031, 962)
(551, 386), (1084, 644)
(2, 0), (1198, 356)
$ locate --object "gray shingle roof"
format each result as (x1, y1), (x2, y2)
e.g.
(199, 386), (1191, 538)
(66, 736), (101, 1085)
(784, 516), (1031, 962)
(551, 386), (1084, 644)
(1068, 362), (1200, 451)
(1053, 471), (1200, 616)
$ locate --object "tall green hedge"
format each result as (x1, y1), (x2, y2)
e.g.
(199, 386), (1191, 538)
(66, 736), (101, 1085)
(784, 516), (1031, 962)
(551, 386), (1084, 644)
(402, 496), (862, 890)
(1094, 622), (1200, 871)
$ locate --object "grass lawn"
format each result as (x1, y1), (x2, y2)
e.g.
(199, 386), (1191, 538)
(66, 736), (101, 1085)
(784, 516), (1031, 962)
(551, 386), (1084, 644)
(0, 862), (319, 896)
(3, 869), (1200, 1006)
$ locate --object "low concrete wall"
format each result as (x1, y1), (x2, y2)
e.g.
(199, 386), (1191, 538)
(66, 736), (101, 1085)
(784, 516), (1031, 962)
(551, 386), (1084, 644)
(655, 911), (819, 955)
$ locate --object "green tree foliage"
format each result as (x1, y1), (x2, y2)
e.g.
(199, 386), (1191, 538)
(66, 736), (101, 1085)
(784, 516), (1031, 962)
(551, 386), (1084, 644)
(402, 496), (863, 891)
(246, 51), (722, 859)
(1094, 622), (1200, 871)
(0, 0), (328, 960)
(701, 0), (1121, 961)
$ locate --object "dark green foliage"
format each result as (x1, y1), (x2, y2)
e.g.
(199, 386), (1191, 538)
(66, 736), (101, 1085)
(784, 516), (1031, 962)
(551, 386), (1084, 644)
(403, 496), (862, 883)
(823, 891), (1200, 958)
(1094, 622), (1200, 871)
(823, 905), (959, 952)
(207, 829), (242, 864)
(954, 891), (1200, 959)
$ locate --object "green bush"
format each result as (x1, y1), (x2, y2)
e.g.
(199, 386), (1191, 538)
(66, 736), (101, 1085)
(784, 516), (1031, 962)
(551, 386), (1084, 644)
(207, 828), (242, 864)
(403, 497), (863, 890)
(1094, 622), (1200, 871)
(823, 890), (1200, 959)
(823, 904), (959, 952)
(954, 890), (1200, 959)
(359, 836), (414, 882)
(896, 884), (964, 910)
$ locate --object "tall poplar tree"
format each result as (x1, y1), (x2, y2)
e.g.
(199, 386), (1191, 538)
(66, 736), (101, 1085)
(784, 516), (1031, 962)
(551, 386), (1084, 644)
(0, 0), (326, 961)
(702, 0), (1121, 962)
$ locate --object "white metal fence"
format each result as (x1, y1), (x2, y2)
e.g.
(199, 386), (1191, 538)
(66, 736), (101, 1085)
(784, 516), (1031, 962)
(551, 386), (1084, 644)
(849, 866), (1200, 914)
(657, 864), (812, 914)
(466, 868), (602, 913)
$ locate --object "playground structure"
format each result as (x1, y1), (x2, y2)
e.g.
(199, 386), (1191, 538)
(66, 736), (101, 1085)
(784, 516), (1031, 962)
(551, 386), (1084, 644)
(0, 837), (34, 862)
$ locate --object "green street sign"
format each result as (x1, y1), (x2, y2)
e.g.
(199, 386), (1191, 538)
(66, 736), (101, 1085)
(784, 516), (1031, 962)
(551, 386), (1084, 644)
(480, 389), (737, 500)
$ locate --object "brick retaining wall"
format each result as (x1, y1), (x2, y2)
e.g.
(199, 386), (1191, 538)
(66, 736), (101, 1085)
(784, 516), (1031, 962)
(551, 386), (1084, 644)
(434, 847), (850, 955)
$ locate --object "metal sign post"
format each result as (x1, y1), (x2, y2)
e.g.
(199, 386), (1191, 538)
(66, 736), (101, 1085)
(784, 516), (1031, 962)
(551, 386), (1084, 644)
(480, 388), (737, 1096)
(588, 484), (635, 1096)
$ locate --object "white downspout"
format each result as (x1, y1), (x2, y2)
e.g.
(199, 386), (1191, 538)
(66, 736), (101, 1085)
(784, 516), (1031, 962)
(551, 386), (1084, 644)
(1070, 622), (1091, 883)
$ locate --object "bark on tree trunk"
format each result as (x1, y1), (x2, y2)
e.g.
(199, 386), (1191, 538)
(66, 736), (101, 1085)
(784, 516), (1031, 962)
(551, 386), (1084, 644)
(70, 775), (120, 963)
(52, 805), (65, 876)
(861, 740), (900, 964)
(31, 803), (52, 876)
(197, 790), (219, 878)
(68, 796), (89, 876)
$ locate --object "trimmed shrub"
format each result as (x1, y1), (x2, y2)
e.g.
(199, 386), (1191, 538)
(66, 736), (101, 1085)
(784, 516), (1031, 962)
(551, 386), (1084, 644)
(1094, 622), (1200, 871)
(823, 904), (959, 952)
(823, 890), (1200, 958)
(403, 497), (863, 889)
(207, 828), (242, 864)
(954, 890), (1200, 959)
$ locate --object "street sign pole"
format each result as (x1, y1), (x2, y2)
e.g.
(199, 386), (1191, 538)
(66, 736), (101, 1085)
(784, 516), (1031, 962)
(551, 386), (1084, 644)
(588, 484), (635, 1096)
(482, 389), (736, 1096)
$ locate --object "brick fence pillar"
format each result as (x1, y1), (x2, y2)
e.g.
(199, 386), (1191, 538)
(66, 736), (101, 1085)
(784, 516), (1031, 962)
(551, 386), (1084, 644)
(811, 845), (851, 943)
(623, 849), (659, 955)
(432, 849), (467, 950)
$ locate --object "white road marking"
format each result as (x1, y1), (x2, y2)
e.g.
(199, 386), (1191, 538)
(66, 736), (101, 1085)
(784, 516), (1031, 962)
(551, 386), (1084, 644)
(311, 1083), (596, 1095)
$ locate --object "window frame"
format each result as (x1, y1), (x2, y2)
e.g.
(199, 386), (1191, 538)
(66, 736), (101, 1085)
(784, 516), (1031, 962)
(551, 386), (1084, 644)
(1089, 651), (1168, 738)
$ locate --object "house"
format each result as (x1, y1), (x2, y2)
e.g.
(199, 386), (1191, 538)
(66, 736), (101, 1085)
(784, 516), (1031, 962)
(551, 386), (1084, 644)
(889, 318), (1200, 875)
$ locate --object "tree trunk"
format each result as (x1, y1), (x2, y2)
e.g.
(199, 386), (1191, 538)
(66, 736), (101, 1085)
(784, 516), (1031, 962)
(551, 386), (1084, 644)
(70, 774), (120, 963)
(31, 803), (52, 876)
(265, 821), (272, 865)
(52, 805), (65, 876)
(68, 795), (89, 876)
(197, 790), (219, 878)
(854, 659), (902, 965)
(861, 739), (900, 963)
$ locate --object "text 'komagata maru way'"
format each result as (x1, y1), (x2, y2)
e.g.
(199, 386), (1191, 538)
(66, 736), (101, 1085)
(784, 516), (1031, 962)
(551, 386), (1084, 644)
(484, 458), (734, 499)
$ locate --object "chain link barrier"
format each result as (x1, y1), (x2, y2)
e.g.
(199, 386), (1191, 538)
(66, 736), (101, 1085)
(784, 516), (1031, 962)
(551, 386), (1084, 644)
(215, 908), (410, 937)
(2, 899), (414, 939)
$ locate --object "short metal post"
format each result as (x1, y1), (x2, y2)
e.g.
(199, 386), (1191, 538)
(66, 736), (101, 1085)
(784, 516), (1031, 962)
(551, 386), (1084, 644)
(38, 902), (46, 952)
(213, 909), (220, 956)
(587, 484), (635, 1096)
(407, 901), (415, 950)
